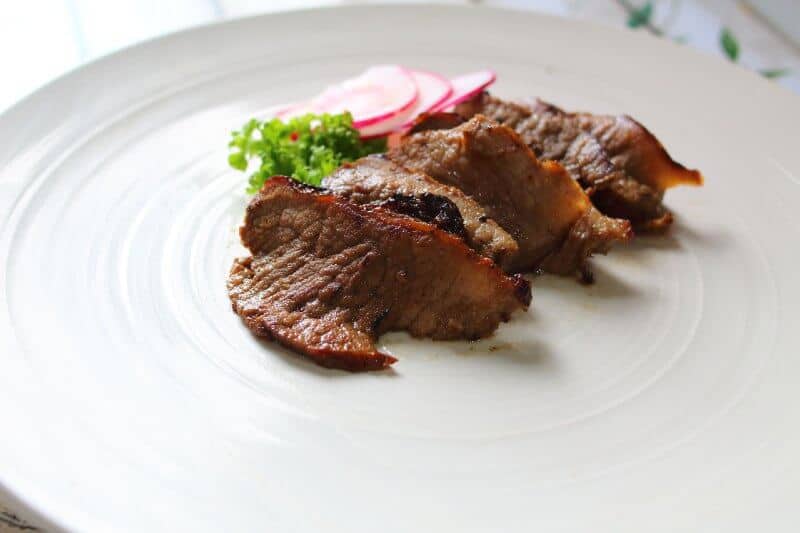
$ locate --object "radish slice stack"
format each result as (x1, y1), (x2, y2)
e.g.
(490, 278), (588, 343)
(321, 65), (418, 127)
(273, 65), (496, 139)
(361, 70), (452, 138)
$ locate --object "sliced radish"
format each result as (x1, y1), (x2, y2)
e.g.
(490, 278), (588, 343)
(358, 70), (452, 138)
(431, 70), (496, 112)
(275, 65), (418, 127)
(356, 108), (415, 139)
(260, 67), (496, 141)
(315, 65), (418, 126)
(397, 70), (452, 128)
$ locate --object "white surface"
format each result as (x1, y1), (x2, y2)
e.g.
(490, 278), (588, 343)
(1, 5), (800, 532)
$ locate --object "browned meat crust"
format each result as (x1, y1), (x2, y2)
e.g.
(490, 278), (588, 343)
(455, 93), (703, 232)
(379, 192), (467, 239)
(390, 114), (632, 279)
(408, 111), (465, 134)
(322, 155), (519, 270)
(228, 177), (530, 371)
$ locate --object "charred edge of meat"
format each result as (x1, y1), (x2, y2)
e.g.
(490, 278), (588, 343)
(408, 112), (466, 134)
(380, 193), (468, 240)
(617, 113), (704, 189)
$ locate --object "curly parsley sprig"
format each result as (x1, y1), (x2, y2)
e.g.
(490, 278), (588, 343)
(228, 112), (386, 194)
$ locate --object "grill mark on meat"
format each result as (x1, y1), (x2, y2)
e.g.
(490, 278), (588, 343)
(228, 177), (530, 371)
(322, 156), (519, 270)
(390, 114), (632, 279)
(454, 92), (702, 232)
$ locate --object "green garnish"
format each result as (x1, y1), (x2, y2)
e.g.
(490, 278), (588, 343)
(228, 112), (387, 194)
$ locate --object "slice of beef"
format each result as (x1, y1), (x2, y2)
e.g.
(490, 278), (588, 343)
(321, 155), (519, 270)
(390, 114), (632, 280)
(455, 93), (703, 232)
(228, 177), (530, 372)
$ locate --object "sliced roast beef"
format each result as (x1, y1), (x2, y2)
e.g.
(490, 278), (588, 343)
(455, 93), (703, 232)
(321, 155), (519, 270)
(390, 114), (632, 280)
(228, 177), (530, 372)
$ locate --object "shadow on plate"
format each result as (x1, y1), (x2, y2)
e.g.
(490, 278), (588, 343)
(461, 336), (559, 373)
(630, 214), (732, 253)
(532, 263), (639, 301)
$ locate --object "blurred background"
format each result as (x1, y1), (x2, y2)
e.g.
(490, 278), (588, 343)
(0, 0), (798, 116)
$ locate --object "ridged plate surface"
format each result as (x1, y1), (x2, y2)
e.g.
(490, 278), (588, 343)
(1, 6), (799, 532)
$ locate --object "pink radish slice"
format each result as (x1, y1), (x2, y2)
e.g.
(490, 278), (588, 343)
(358, 70), (452, 138)
(356, 109), (416, 139)
(397, 70), (453, 128)
(314, 65), (418, 126)
(431, 70), (496, 112)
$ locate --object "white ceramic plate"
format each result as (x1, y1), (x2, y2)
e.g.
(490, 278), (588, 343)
(2, 5), (799, 532)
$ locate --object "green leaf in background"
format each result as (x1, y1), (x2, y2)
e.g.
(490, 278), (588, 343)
(760, 68), (789, 79)
(673, 35), (688, 45)
(627, 2), (653, 29)
(720, 28), (739, 62)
